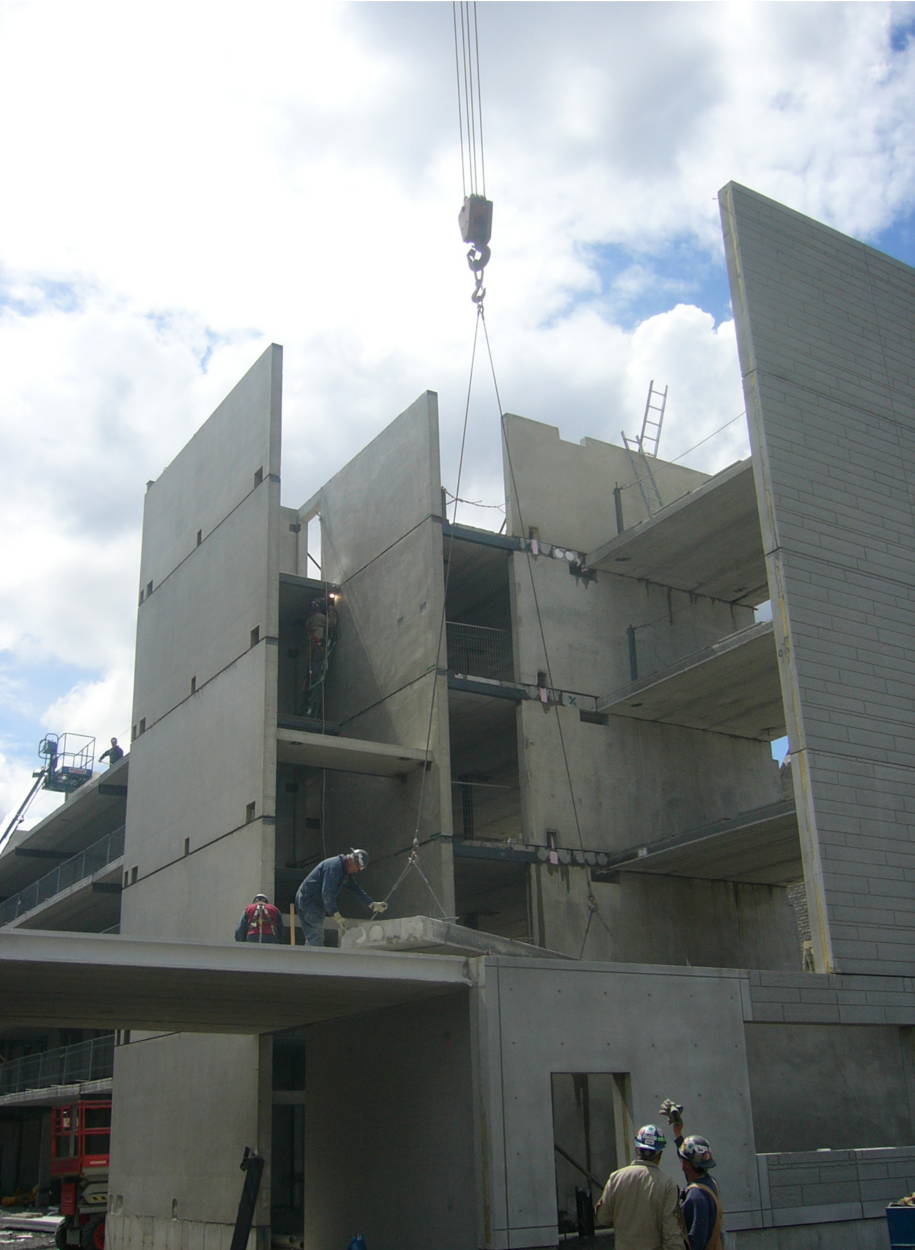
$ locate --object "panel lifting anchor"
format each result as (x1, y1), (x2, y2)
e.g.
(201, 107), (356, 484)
(459, 193), (493, 305)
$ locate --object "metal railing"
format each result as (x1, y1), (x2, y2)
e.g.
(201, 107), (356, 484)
(446, 622), (513, 681)
(0, 826), (124, 927)
(0, 1035), (114, 1096)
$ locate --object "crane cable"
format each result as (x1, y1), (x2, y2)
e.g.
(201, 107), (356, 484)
(454, 1), (492, 305)
(453, 1), (485, 200)
(385, 5), (591, 946)
(380, 312), (484, 919)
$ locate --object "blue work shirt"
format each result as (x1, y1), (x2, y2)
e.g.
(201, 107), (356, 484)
(681, 1173), (720, 1250)
(297, 855), (374, 916)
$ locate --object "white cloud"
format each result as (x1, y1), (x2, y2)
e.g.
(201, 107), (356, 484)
(0, 0), (913, 822)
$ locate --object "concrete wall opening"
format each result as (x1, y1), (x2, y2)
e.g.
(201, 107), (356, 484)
(444, 538), (513, 681)
(271, 1031), (306, 1236)
(277, 575), (339, 723)
(551, 1072), (632, 1235)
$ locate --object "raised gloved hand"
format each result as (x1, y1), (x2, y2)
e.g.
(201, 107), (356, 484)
(370, 901), (388, 915)
(333, 911), (347, 933)
(658, 1098), (683, 1125)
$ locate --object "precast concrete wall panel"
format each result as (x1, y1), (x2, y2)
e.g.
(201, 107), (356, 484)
(508, 545), (758, 699)
(502, 416), (707, 553)
(720, 182), (915, 974)
(114, 347), (283, 1250)
(124, 647), (272, 884)
(132, 493), (275, 730)
(517, 702), (780, 852)
(108, 1033), (269, 1231)
(470, 958), (758, 1249)
(138, 345), (282, 591)
(304, 392), (454, 917)
(120, 819), (272, 944)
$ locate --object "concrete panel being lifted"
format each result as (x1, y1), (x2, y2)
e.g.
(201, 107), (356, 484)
(0, 930), (470, 1033)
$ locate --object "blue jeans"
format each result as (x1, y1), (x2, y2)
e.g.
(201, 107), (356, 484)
(295, 887), (325, 947)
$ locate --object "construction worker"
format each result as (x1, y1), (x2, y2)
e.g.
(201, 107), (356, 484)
(294, 849), (388, 947)
(98, 737), (124, 767)
(660, 1099), (723, 1250)
(594, 1123), (683, 1250)
(235, 893), (285, 944)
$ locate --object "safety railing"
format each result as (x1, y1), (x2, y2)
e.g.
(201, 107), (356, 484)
(0, 1035), (114, 1097)
(0, 826), (124, 927)
(446, 622), (514, 681)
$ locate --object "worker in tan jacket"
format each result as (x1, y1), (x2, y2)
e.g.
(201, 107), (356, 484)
(595, 1123), (684, 1250)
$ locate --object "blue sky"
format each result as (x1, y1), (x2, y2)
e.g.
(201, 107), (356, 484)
(1, 0), (914, 833)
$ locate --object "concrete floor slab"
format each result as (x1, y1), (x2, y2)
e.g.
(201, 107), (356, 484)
(587, 458), (767, 605)
(276, 728), (429, 775)
(598, 619), (784, 740)
(0, 929), (470, 1033)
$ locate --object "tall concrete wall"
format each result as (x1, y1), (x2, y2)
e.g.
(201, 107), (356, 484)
(300, 393), (454, 918)
(721, 182), (915, 975)
(111, 346), (284, 1250)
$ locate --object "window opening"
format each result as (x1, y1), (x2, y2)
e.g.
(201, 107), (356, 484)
(306, 514), (322, 578)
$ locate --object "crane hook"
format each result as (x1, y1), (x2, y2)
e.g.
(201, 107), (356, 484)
(459, 195), (493, 305)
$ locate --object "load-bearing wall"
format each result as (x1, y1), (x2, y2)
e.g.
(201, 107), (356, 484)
(297, 392), (454, 918)
(111, 345), (283, 1250)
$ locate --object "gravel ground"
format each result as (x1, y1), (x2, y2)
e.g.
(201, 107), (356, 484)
(0, 1232), (57, 1250)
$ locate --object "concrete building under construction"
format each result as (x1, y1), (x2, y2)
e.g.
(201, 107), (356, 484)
(1, 183), (914, 1250)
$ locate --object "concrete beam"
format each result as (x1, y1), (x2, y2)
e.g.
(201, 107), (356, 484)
(598, 619), (784, 740)
(587, 459), (768, 605)
(0, 930), (470, 1034)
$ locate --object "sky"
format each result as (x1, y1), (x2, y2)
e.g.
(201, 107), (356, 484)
(2, 0), (915, 835)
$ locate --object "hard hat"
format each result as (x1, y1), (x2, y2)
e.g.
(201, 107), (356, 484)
(678, 1135), (716, 1169)
(252, 893), (269, 903)
(350, 849), (368, 868)
(634, 1124), (666, 1152)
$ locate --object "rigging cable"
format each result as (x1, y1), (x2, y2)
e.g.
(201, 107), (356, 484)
(382, 311), (484, 918)
(481, 310), (587, 855)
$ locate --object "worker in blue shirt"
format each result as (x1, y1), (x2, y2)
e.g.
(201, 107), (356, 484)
(659, 1100), (723, 1250)
(294, 849), (387, 946)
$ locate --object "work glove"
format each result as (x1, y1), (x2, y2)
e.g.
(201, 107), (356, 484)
(658, 1098), (683, 1124)
(370, 901), (388, 915)
(333, 911), (347, 933)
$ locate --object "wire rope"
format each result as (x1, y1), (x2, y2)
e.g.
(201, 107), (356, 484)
(386, 306), (485, 917)
(453, 2), (485, 197)
(481, 309), (586, 851)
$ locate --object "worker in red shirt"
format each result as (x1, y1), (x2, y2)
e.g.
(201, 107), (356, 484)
(235, 893), (285, 944)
